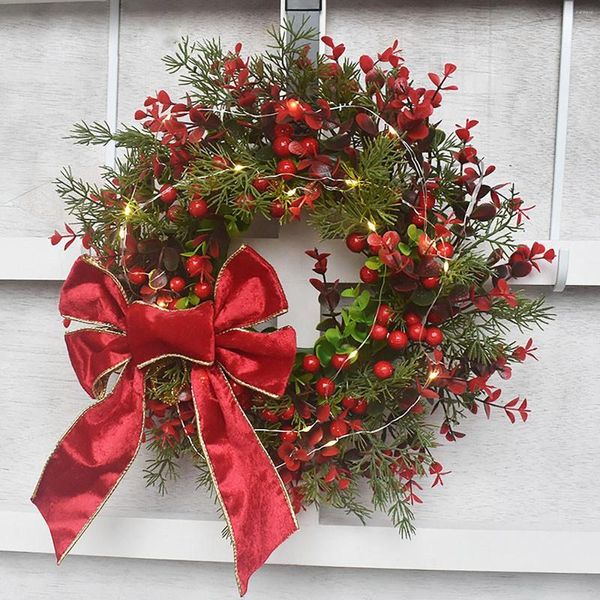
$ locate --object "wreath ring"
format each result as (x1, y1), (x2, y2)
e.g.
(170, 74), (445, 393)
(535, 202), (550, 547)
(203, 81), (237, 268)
(34, 22), (554, 594)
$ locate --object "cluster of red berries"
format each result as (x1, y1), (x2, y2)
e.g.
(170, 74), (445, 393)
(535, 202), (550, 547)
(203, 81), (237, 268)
(300, 303), (444, 389)
(126, 186), (214, 307)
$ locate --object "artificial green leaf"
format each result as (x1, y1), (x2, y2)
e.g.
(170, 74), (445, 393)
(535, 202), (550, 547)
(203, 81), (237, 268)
(315, 339), (335, 365)
(355, 290), (371, 311)
(175, 297), (189, 309)
(407, 224), (421, 241)
(341, 286), (358, 298)
(398, 242), (412, 256)
(349, 327), (368, 343)
(324, 327), (342, 346)
(365, 256), (383, 270)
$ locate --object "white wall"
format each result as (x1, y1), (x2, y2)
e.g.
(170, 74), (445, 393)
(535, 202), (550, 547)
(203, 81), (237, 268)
(1, 1), (600, 598)
(3, 552), (600, 600)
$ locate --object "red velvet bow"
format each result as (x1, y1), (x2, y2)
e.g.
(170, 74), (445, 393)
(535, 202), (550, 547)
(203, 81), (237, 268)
(32, 245), (298, 594)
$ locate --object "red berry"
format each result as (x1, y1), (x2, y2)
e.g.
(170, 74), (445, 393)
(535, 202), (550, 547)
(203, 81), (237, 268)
(422, 276), (440, 289)
(280, 405), (295, 421)
(437, 241), (454, 258)
(166, 205), (182, 222)
(346, 233), (367, 253)
(185, 255), (204, 277)
(272, 136), (292, 157)
(302, 354), (321, 373)
(375, 304), (393, 326)
(169, 276), (186, 293)
(330, 419), (349, 438)
(276, 159), (297, 181)
(373, 361), (394, 379)
(341, 396), (357, 410)
(300, 136), (319, 156)
(128, 265), (147, 285)
(270, 200), (285, 218)
(360, 265), (379, 284)
(331, 353), (350, 370)
(408, 323), (425, 341)
(387, 330), (408, 350)
(159, 184), (177, 204)
(194, 281), (213, 299)
(352, 398), (368, 415)
(425, 327), (444, 346)
(404, 312), (421, 325)
(411, 210), (426, 227)
(261, 409), (279, 423)
(189, 196), (209, 218)
(316, 403), (331, 422)
(252, 177), (271, 193)
(316, 377), (336, 398)
(338, 478), (351, 490)
(274, 123), (294, 137)
(280, 428), (298, 443)
(370, 324), (388, 341)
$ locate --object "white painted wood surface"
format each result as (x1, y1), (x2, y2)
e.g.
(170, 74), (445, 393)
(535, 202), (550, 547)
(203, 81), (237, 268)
(328, 0), (562, 241)
(562, 1), (600, 240)
(0, 2), (109, 238)
(3, 551), (599, 600)
(2, 1), (600, 598)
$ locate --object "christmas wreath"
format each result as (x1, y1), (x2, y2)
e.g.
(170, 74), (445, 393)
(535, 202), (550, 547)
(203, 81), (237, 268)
(34, 22), (555, 594)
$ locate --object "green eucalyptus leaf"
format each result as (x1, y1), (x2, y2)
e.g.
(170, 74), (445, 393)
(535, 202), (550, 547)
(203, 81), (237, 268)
(349, 327), (368, 343)
(315, 339), (335, 365)
(407, 224), (421, 241)
(365, 256), (383, 270)
(398, 242), (412, 256)
(175, 297), (189, 309)
(355, 290), (371, 311)
(324, 327), (342, 347)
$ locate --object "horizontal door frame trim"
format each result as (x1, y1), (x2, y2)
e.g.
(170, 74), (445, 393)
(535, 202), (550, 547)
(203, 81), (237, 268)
(0, 237), (597, 287)
(1, 508), (599, 574)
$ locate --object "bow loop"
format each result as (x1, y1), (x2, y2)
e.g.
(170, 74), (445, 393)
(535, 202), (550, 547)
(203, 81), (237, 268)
(217, 328), (296, 398)
(214, 246), (288, 332)
(64, 329), (130, 399)
(60, 257), (129, 331)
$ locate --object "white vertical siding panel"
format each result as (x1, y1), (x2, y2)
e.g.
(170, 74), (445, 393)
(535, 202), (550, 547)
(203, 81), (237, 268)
(561, 1), (600, 240)
(327, 0), (562, 240)
(0, 3), (109, 238)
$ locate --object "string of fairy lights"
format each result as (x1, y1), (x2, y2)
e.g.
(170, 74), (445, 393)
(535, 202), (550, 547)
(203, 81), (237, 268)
(110, 98), (472, 468)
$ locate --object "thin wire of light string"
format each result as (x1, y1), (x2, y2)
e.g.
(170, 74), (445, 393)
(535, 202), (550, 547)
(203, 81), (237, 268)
(176, 401), (205, 458)
(274, 393), (425, 470)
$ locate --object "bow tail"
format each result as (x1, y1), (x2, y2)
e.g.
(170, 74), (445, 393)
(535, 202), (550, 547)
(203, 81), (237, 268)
(31, 362), (145, 562)
(191, 366), (298, 596)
